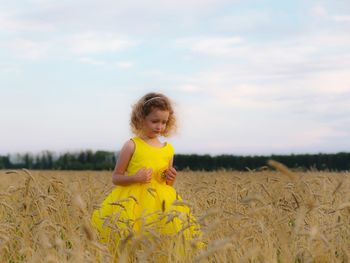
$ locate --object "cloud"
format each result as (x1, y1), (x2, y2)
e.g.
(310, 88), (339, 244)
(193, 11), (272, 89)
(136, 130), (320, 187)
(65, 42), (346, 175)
(176, 32), (350, 75)
(176, 36), (244, 56)
(1, 0), (234, 38)
(331, 15), (350, 22)
(299, 69), (350, 94)
(67, 32), (135, 55)
(4, 38), (50, 60)
(183, 36), (311, 57)
(177, 84), (201, 93)
(77, 58), (134, 69)
(173, 65), (350, 112)
(174, 78), (290, 110)
(0, 12), (55, 32)
(311, 5), (328, 17)
(285, 125), (350, 151)
(78, 57), (106, 66)
(0, 64), (22, 74)
(311, 5), (350, 23)
(1, 31), (137, 61)
(211, 10), (271, 32)
(172, 91), (349, 154)
(115, 61), (134, 69)
(171, 30), (350, 118)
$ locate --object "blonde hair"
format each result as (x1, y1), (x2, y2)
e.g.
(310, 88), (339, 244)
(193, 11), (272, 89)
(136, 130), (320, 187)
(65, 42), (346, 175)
(130, 92), (177, 137)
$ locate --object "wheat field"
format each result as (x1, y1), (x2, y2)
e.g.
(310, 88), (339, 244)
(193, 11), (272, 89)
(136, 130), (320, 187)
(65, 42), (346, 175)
(1, 164), (350, 262)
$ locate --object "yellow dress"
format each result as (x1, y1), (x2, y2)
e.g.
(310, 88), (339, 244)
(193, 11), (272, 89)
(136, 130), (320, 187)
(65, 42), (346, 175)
(91, 137), (201, 244)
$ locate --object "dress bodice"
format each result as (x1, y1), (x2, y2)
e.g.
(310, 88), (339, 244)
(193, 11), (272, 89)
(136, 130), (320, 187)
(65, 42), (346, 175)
(126, 137), (174, 184)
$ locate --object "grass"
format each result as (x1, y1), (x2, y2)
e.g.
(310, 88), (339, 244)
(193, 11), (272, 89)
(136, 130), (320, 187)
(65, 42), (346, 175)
(0, 165), (350, 262)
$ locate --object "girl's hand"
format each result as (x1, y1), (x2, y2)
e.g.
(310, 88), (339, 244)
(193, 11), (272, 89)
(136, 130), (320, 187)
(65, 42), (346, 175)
(165, 167), (177, 184)
(133, 167), (152, 184)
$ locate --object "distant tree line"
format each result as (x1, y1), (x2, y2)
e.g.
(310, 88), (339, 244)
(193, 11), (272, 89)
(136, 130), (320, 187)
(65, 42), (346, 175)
(0, 151), (116, 170)
(0, 151), (349, 171)
(174, 153), (350, 171)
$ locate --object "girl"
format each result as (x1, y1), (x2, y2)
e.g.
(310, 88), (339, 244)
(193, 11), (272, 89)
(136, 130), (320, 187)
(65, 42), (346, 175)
(91, 92), (201, 247)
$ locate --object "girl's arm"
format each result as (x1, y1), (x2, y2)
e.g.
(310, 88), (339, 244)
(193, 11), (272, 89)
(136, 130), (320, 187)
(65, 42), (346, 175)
(165, 157), (177, 186)
(112, 140), (152, 186)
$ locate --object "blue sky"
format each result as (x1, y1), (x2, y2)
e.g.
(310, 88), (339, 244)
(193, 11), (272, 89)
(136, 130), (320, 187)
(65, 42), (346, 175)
(1, 0), (349, 155)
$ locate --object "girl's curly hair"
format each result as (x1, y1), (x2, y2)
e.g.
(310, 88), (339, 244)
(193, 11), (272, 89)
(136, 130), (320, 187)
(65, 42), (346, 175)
(130, 92), (177, 137)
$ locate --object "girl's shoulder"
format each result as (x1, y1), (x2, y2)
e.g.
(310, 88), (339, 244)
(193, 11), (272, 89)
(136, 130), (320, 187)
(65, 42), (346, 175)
(120, 139), (136, 155)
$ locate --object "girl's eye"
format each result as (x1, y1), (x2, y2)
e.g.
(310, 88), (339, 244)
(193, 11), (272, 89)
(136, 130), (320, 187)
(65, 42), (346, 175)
(151, 120), (167, 124)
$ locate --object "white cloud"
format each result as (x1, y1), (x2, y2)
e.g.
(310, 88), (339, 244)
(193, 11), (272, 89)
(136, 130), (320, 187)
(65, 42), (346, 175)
(331, 15), (350, 22)
(170, 30), (350, 118)
(0, 0), (237, 39)
(67, 32), (135, 55)
(174, 64), (350, 112)
(1, 32), (137, 61)
(300, 69), (350, 94)
(177, 35), (321, 62)
(177, 84), (201, 93)
(0, 64), (22, 74)
(78, 57), (106, 66)
(192, 37), (243, 54)
(77, 58), (134, 68)
(5, 39), (50, 60)
(176, 32), (350, 77)
(115, 61), (134, 69)
(175, 77), (290, 110)
(311, 5), (350, 23)
(0, 12), (55, 32)
(212, 10), (271, 32)
(311, 5), (328, 17)
(176, 36), (244, 56)
(172, 90), (349, 154)
(291, 127), (335, 145)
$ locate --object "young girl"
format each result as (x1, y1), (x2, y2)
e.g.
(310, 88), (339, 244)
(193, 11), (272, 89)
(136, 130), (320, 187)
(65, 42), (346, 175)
(91, 92), (201, 247)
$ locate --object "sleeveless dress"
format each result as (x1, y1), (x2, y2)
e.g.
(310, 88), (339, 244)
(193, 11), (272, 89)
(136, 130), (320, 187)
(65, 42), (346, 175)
(91, 137), (201, 244)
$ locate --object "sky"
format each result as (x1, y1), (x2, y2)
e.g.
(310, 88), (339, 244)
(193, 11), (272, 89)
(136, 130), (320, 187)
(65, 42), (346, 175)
(0, 0), (350, 156)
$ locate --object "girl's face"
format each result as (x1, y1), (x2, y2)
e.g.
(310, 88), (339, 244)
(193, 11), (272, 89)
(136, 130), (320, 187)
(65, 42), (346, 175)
(143, 108), (169, 138)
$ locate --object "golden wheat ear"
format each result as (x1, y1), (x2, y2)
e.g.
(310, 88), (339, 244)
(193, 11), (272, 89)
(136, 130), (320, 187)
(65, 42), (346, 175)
(267, 159), (298, 181)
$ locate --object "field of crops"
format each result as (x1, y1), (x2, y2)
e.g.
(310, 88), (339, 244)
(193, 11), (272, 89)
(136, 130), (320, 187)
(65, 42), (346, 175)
(1, 164), (350, 262)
